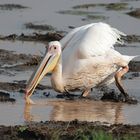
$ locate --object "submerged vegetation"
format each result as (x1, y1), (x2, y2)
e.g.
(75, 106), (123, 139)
(58, 10), (106, 20)
(58, 3), (129, 21)
(58, 10), (95, 16)
(73, 3), (129, 11)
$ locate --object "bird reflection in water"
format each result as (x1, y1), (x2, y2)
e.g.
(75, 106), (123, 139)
(24, 100), (125, 124)
(24, 104), (34, 122)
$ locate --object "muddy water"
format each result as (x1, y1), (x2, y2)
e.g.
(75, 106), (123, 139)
(0, 0), (140, 126)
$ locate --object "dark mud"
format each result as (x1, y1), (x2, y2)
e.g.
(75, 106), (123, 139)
(0, 81), (51, 93)
(0, 120), (140, 140)
(0, 49), (42, 70)
(125, 35), (140, 43)
(0, 82), (26, 92)
(25, 23), (56, 31)
(1, 32), (140, 44)
(0, 4), (28, 10)
(0, 91), (15, 102)
(101, 91), (138, 104)
(127, 9), (140, 18)
(0, 32), (63, 42)
(129, 61), (140, 72)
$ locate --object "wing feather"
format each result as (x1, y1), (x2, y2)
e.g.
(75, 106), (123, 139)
(61, 22), (126, 57)
(61, 22), (126, 72)
(60, 23), (96, 50)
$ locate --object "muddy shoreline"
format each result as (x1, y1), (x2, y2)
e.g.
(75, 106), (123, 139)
(0, 120), (140, 140)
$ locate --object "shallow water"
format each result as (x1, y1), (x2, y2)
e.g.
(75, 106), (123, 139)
(0, 0), (140, 126)
(0, 0), (140, 34)
(0, 74), (140, 126)
(0, 40), (45, 55)
(0, 95), (140, 126)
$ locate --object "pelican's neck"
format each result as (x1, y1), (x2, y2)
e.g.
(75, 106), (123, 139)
(51, 55), (64, 92)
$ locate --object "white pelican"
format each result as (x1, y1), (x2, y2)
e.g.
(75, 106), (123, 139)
(25, 22), (138, 104)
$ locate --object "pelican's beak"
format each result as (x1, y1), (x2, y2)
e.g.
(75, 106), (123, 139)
(25, 51), (60, 104)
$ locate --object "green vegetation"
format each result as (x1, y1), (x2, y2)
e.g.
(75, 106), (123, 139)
(74, 130), (113, 140)
(1, 121), (140, 140)
(18, 126), (28, 132)
(46, 129), (139, 140)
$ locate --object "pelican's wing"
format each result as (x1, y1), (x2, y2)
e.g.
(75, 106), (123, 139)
(61, 22), (126, 74)
(60, 23), (96, 50)
(61, 22), (126, 58)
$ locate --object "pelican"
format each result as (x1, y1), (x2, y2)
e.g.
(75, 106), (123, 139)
(25, 22), (138, 104)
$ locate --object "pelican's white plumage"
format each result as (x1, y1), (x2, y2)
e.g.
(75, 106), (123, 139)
(25, 22), (138, 104)
(60, 23), (126, 74)
(52, 22), (129, 91)
(61, 22), (125, 55)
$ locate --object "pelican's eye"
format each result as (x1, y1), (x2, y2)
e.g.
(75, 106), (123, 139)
(54, 46), (56, 50)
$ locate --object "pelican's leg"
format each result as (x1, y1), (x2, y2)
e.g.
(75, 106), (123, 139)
(115, 66), (129, 100)
(63, 88), (76, 99)
(115, 65), (137, 103)
(81, 89), (90, 97)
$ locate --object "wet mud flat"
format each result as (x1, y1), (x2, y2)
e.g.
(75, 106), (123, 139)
(1, 31), (140, 43)
(0, 32), (63, 42)
(0, 120), (140, 140)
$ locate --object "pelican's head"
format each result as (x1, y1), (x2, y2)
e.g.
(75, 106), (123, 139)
(25, 41), (61, 104)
